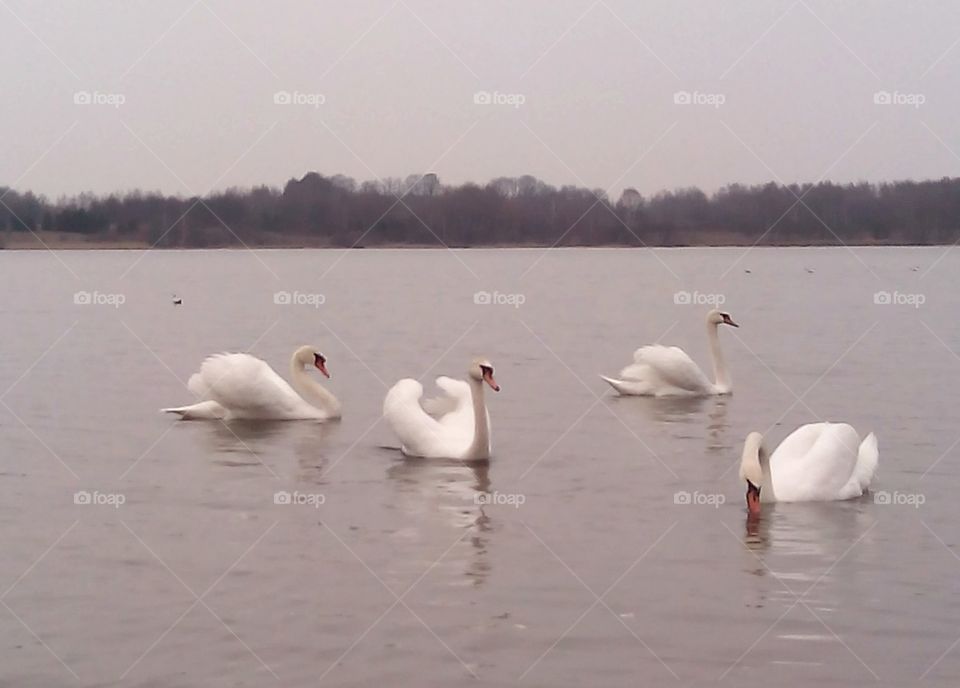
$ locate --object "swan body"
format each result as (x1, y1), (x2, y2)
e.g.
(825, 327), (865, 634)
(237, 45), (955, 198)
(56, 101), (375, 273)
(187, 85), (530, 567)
(162, 346), (341, 421)
(383, 359), (499, 460)
(739, 422), (879, 515)
(601, 309), (738, 396)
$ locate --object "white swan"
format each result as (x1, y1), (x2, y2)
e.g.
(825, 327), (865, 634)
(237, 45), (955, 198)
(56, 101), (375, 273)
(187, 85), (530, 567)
(739, 422), (879, 516)
(162, 346), (341, 421)
(600, 309), (738, 396)
(383, 358), (499, 460)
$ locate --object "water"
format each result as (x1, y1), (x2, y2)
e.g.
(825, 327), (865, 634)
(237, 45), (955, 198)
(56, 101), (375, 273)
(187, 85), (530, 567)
(1, 246), (958, 687)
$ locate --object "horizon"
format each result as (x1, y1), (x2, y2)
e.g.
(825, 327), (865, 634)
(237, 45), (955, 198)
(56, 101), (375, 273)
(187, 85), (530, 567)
(6, 169), (957, 205)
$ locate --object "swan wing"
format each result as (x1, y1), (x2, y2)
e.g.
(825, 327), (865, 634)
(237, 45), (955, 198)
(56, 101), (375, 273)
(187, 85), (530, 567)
(623, 345), (712, 394)
(383, 378), (446, 457)
(422, 376), (471, 422)
(839, 432), (878, 498)
(770, 423), (862, 501)
(191, 353), (308, 419)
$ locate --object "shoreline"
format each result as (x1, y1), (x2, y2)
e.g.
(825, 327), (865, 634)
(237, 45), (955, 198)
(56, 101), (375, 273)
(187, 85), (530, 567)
(0, 233), (945, 251)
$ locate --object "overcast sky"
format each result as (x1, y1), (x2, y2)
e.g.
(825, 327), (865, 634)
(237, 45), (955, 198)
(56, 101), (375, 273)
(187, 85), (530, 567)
(3, 0), (959, 199)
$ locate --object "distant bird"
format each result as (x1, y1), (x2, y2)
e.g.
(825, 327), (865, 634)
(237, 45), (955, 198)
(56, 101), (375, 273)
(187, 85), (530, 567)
(172, 294), (182, 305)
(911, 266), (920, 272)
(744, 269), (751, 274)
(805, 267), (815, 274)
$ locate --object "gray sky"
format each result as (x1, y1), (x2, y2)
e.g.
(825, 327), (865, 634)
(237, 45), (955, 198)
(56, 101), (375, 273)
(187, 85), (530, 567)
(3, 0), (959, 199)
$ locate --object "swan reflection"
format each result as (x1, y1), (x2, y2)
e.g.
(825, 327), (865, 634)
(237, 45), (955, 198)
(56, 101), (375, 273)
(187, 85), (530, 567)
(199, 419), (336, 479)
(705, 398), (730, 455)
(740, 500), (877, 586)
(386, 457), (493, 586)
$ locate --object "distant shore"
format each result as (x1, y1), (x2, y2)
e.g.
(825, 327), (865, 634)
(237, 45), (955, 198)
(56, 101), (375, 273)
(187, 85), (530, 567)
(0, 231), (941, 251)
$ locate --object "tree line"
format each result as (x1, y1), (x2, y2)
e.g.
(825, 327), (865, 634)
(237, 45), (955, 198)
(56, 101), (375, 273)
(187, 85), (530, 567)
(2, 172), (958, 247)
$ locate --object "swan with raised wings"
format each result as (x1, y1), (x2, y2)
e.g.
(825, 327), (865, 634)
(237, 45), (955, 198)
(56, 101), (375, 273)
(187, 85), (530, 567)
(162, 346), (341, 420)
(739, 422), (879, 516)
(383, 358), (499, 460)
(600, 309), (738, 396)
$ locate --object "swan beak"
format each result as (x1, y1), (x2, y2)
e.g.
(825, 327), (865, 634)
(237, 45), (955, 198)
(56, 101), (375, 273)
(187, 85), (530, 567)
(723, 315), (739, 328)
(483, 370), (500, 392)
(746, 481), (761, 516)
(314, 359), (330, 378)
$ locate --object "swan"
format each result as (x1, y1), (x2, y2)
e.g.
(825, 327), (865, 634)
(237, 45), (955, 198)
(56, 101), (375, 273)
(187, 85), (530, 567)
(162, 345), (341, 420)
(600, 309), (738, 396)
(739, 422), (879, 516)
(383, 358), (500, 460)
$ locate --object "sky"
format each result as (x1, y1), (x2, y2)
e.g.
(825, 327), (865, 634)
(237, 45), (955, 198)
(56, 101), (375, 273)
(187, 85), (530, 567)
(2, 0), (959, 200)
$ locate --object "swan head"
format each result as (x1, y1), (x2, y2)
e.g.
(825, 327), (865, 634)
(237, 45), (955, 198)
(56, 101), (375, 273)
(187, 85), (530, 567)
(469, 358), (500, 392)
(707, 309), (739, 328)
(293, 345), (330, 378)
(739, 431), (765, 516)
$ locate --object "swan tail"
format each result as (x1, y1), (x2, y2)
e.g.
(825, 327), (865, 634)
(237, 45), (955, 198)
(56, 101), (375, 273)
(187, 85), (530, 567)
(600, 375), (634, 395)
(854, 432), (879, 491)
(600, 374), (650, 395)
(161, 400), (226, 420)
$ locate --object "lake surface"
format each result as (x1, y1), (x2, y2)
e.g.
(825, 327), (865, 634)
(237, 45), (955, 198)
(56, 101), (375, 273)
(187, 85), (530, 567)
(1, 246), (958, 687)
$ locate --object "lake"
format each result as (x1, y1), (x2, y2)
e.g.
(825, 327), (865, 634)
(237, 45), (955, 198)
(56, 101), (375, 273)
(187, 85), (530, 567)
(1, 246), (957, 687)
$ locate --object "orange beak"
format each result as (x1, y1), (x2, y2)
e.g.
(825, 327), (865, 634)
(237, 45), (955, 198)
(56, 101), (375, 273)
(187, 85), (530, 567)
(315, 359), (330, 378)
(482, 369), (500, 392)
(746, 481), (761, 516)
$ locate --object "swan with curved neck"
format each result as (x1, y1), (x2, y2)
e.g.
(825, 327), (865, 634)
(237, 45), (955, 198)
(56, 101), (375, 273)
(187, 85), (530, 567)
(600, 309), (738, 396)
(739, 423), (879, 516)
(162, 345), (341, 420)
(383, 358), (500, 460)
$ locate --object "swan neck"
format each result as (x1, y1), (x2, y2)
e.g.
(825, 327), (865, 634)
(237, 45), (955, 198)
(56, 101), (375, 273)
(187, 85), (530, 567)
(707, 322), (731, 393)
(465, 377), (490, 460)
(742, 440), (774, 499)
(290, 357), (341, 417)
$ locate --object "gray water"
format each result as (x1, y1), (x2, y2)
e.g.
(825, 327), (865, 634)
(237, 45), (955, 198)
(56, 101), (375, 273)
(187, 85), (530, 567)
(1, 246), (958, 687)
